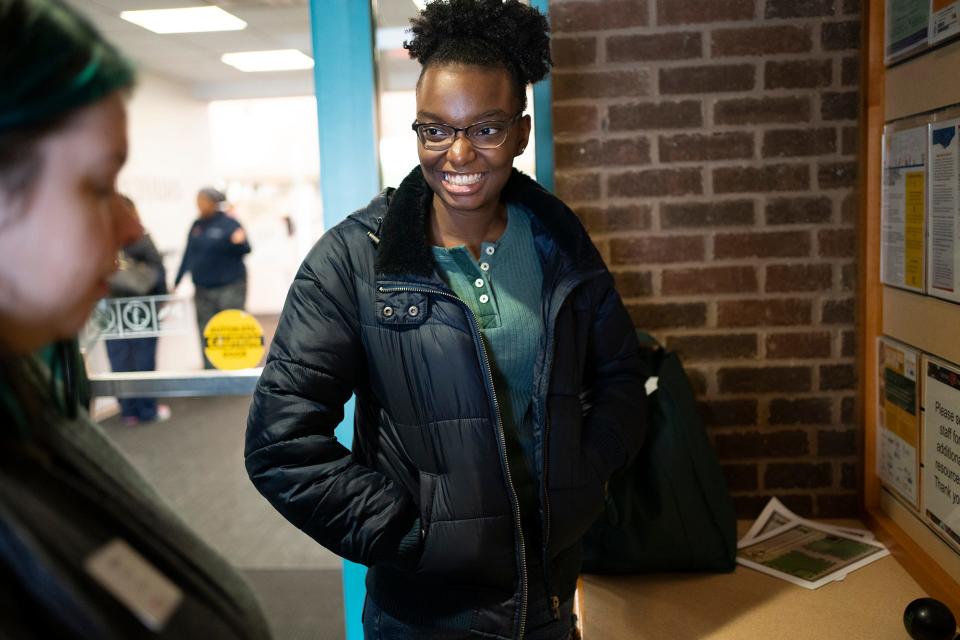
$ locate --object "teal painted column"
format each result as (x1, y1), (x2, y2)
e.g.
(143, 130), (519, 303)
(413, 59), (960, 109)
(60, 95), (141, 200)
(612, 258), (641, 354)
(308, 2), (379, 639)
(531, 0), (554, 192)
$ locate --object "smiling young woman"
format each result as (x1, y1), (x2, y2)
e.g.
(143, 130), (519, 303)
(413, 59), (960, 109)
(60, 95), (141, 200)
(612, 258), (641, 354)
(0, 1), (269, 637)
(245, 1), (647, 639)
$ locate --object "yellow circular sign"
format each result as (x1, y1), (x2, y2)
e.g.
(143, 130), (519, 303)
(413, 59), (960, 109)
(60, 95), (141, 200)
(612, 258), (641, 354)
(203, 310), (265, 370)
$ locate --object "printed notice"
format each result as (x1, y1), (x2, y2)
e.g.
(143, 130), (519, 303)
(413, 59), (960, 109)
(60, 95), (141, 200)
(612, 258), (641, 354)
(887, 0), (930, 61)
(203, 309), (265, 370)
(882, 126), (927, 292)
(878, 339), (921, 508)
(922, 357), (960, 552)
(931, 0), (960, 43)
(928, 120), (960, 301)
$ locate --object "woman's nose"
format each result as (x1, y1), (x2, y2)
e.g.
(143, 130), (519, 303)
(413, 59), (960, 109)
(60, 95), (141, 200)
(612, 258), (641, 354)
(446, 133), (477, 166)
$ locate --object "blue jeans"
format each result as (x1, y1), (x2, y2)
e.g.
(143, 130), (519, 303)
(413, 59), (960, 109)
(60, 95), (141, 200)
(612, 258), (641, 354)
(361, 585), (575, 640)
(105, 337), (158, 421)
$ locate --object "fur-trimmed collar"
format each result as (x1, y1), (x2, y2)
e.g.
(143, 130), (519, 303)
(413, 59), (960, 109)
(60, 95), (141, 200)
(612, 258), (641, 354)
(374, 166), (601, 277)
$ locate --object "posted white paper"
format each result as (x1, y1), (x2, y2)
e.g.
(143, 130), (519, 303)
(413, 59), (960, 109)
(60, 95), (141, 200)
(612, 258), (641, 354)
(922, 356), (960, 552)
(882, 126), (927, 292)
(930, 0), (960, 43)
(877, 338), (921, 508)
(928, 119), (960, 301)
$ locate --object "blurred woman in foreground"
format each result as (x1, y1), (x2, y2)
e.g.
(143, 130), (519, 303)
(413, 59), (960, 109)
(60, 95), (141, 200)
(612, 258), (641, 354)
(0, 0), (270, 636)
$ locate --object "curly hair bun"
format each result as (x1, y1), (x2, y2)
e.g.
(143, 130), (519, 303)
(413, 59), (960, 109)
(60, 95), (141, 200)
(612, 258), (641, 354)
(405, 0), (552, 87)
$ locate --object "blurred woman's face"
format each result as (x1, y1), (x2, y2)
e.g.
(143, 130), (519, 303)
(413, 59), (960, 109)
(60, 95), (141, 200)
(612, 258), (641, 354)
(0, 92), (141, 352)
(197, 193), (218, 217)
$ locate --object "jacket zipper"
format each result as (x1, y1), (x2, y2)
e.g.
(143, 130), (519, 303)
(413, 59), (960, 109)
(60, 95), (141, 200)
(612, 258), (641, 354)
(378, 283), (529, 639)
(536, 269), (605, 612)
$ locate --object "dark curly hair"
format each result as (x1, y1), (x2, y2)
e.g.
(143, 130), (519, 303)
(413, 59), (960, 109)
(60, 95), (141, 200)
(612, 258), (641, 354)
(404, 0), (551, 111)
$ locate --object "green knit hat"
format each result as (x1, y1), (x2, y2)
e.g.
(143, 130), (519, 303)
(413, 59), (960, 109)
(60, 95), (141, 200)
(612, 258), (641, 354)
(0, 0), (135, 131)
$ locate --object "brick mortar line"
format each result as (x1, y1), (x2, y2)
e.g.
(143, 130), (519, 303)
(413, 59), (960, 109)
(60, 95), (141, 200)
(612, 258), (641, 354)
(559, 189), (856, 205)
(708, 425), (858, 435)
(552, 17), (858, 39)
(556, 161), (856, 173)
(599, 154), (860, 168)
(587, 52), (859, 69)
(554, 127), (860, 144)
(709, 423), (858, 432)
(555, 128), (858, 141)
(599, 226), (854, 235)
(617, 269), (857, 278)
(651, 327), (854, 336)
(617, 291), (855, 302)
(610, 265), (856, 276)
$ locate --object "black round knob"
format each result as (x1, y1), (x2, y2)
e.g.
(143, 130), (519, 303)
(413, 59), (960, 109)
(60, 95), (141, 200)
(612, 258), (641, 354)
(903, 598), (957, 640)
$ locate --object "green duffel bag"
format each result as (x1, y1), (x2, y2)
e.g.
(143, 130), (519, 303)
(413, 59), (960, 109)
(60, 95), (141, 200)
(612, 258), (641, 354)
(582, 333), (737, 573)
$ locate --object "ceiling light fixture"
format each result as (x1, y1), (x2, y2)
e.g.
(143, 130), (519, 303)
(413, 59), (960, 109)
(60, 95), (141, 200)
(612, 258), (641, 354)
(120, 6), (247, 34)
(221, 49), (315, 73)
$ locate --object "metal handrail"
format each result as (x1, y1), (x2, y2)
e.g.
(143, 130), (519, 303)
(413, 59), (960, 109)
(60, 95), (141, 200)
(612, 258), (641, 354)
(89, 369), (263, 398)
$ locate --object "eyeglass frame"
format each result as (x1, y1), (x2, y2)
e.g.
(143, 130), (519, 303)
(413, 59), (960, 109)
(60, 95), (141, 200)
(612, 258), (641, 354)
(410, 110), (525, 151)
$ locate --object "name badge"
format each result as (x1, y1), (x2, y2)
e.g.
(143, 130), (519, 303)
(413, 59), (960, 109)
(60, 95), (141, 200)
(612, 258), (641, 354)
(84, 538), (183, 632)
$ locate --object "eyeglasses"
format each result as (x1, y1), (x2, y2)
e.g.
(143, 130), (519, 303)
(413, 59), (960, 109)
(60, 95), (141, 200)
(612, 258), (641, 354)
(411, 111), (524, 151)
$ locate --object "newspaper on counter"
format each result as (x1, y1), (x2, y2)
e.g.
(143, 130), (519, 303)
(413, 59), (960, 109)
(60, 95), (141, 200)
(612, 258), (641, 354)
(741, 497), (876, 543)
(737, 498), (889, 590)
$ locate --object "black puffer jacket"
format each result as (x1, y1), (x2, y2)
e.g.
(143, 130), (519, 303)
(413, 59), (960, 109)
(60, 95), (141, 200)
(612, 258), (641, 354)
(245, 167), (645, 639)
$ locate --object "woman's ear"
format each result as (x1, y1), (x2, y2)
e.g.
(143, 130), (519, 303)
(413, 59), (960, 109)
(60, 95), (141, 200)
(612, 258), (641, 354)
(515, 114), (532, 157)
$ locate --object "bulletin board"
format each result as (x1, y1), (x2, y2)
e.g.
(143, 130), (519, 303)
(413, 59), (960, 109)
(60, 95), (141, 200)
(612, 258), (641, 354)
(863, 0), (960, 613)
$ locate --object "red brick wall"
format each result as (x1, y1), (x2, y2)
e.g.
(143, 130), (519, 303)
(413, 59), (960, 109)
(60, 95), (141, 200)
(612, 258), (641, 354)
(550, 0), (861, 518)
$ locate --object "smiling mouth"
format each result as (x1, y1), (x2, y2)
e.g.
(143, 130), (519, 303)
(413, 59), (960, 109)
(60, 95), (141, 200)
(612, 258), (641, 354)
(442, 171), (485, 186)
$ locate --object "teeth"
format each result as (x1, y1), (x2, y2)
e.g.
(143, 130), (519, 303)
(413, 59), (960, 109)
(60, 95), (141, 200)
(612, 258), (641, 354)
(443, 172), (483, 186)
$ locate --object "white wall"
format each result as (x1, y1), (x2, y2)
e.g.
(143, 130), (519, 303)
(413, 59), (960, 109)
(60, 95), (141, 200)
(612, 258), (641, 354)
(121, 71), (215, 264)
(208, 97), (323, 316)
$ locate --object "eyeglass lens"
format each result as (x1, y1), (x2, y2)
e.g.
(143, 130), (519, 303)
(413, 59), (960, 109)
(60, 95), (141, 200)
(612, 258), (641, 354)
(418, 120), (512, 150)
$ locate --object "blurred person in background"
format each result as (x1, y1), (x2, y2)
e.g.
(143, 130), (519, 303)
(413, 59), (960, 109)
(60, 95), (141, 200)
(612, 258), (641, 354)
(0, 0), (270, 637)
(105, 195), (171, 426)
(174, 187), (251, 369)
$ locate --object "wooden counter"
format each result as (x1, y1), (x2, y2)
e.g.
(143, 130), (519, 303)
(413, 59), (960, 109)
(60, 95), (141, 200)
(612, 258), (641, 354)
(578, 521), (931, 639)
